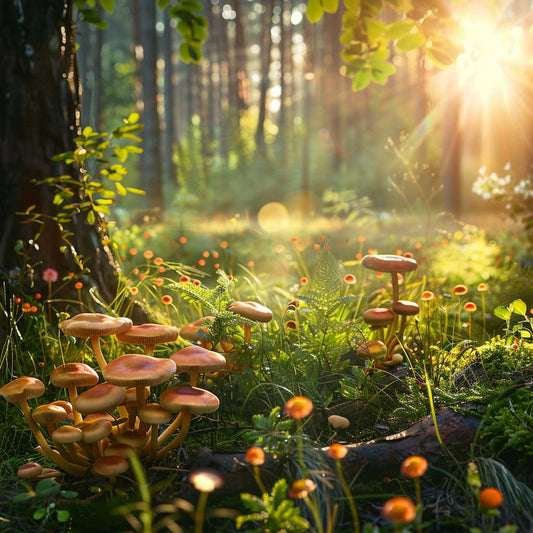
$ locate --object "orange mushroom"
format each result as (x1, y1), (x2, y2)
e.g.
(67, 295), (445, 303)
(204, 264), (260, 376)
(116, 323), (179, 355)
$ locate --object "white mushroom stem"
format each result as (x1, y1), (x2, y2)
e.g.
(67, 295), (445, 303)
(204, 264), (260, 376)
(156, 412), (192, 459)
(157, 412), (183, 445)
(90, 336), (107, 371)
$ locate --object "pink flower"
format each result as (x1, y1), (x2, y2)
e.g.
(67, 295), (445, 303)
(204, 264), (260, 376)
(42, 268), (58, 283)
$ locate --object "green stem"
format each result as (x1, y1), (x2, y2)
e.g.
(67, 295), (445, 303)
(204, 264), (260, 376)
(414, 477), (422, 533)
(304, 494), (324, 533)
(253, 465), (268, 500)
(194, 491), (209, 533)
(335, 461), (360, 533)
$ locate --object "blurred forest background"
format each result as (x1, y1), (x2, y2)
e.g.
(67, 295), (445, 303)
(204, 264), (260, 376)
(77, 0), (533, 222)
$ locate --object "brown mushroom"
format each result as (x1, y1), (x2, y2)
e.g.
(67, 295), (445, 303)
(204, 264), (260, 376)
(138, 403), (172, 460)
(179, 316), (216, 349)
(227, 301), (273, 343)
(51, 425), (89, 465)
(363, 307), (395, 343)
(17, 462), (44, 480)
(390, 300), (420, 353)
(59, 313), (133, 371)
(116, 323), (179, 356)
(170, 345), (226, 387)
(74, 382), (127, 416)
(80, 419), (113, 458)
(93, 455), (129, 485)
(32, 403), (69, 438)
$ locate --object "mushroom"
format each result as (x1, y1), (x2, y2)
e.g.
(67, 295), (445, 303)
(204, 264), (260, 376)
(137, 403), (172, 460)
(59, 313), (133, 371)
(50, 363), (99, 424)
(157, 386), (220, 458)
(227, 301), (273, 343)
(79, 419), (113, 458)
(17, 462), (44, 480)
(363, 308), (395, 343)
(74, 382), (127, 418)
(32, 403), (69, 438)
(116, 323), (179, 356)
(51, 425), (89, 465)
(103, 354), (176, 415)
(0, 377), (86, 477)
(179, 316), (216, 349)
(93, 455), (129, 485)
(170, 345), (226, 387)
(103, 443), (135, 458)
(328, 414), (350, 430)
(390, 300), (420, 353)
(355, 339), (388, 365)
(121, 386), (150, 430)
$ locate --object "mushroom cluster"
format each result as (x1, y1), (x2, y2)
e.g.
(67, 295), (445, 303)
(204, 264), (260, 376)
(0, 313), (226, 479)
(358, 255), (419, 369)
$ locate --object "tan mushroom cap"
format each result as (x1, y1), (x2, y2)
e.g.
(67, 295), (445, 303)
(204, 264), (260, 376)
(59, 313), (133, 339)
(227, 301), (273, 322)
(115, 429), (149, 449)
(103, 443), (135, 458)
(138, 403), (172, 425)
(32, 403), (69, 426)
(80, 419), (113, 443)
(361, 254), (417, 273)
(17, 462), (44, 479)
(392, 300), (420, 316)
(356, 339), (388, 361)
(93, 455), (129, 477)
(0, 377), (45, 403)
(170, 345), (226, 372)
(160, 386), (220, 414)
(179, 316), (214, 341)
(36, 468), (62, 480)
(50, 363), (99, 388)
(50, 400), (73, 414)
(52, 425), (84, 444)
(84, 412), (117, 424)
(103, 354), (177, 388)
(363, 308), (395, 326)
(74, 382), (127, 415)
(116, 323), (179, 346)
(328, 414), (350, 429)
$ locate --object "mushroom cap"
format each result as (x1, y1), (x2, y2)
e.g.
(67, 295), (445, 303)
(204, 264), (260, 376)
(114, 429), (149, 449)
(392, 300), (420, 316)
(93, 455), (129, 477)
(170, 345), (226, 373)
(116, 323), (179, 346)
(328, 414), (350, 429)
(17, 462), (43, 479)
(227, 301), (273, 322)
(361, 254), (417, 273)
(52, 425), (84, 444)
(36, 468), (62, 480)
(179, 316), (215, 341)
(138, 403), (172, 425)
(103, 443), (135, 458)
(79, 419), (113, 443)
(363, 307), (395, 326)
(74, 382), (127, 415)
(103, 354), (177, 388)
(32, 403), (69, 426)
(50, 363), (99, 388)
(59, 313), (133, 339)
(84, 412), (117, 424)
(0, 377), (45, 403)
(50, 400), (73, 414)
(356, 340), (388, 361)
(160, 386), (220, 414)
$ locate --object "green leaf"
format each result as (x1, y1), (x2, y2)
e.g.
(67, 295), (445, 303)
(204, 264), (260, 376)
(322, 0), (339, 13)
(36, 478), (60, 498)
(511, 299), (527, 316)
(384, 20), (414, 39)
(93, 205), (110, 215)
(370, 60), (397, 75)
(352, 68), (372, 91)
(425, 46), (454, 68)
(158, 0), (170, 8)
(396, 31), (426, 51)
(98, 0), (115, 13)
(33, 508), (46, 521)
(86, 210), (96, 225)
(82, 126), (93, 137)
(56, 509), (71, 523)
(60, 490), (78, 499)
(364, 18), (386, 43)
(306, 0), (324, 23)
(494, 306), (511, 321)
(12, 493), (34, 503)
(344, 0), (360, 9)
(80, 8), (107, 29)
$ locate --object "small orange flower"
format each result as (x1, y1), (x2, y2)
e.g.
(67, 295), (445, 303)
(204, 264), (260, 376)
(133, 268), (139, 275)
(220, 241), (228, 248)
(442, 238), (449, 245)
(300, 277), (308, 285)
(142, 231), (150, 239)
(14, 297), (21, 304)
(284, 396), (313, 420)
(453, 284), (468, 296)
(34, 293), (42, 300)
(202, 251), (210, 258)
(154, 257), (163, 265)
(328, 443), (348, 460)
(179, 276), (189, 283)
(227, 275), (233, 281)
(401, 455), (428, 478)
(129, 248), (138, 256)
(313, 243), (320, 250)
(130, 287), (139, 295)
(395, 248), (402, 255)
(479, 487), (503, 509)
(343, 274), (356, 285)
(159, 266), (165, 273)
(143, 250), (154, 260)
(382, 497), (416, 524)
(213, 252), (219, 259)
(30, 306), (37, 313)
(358, 235), (365, 242)
(214, 263), (220, 269)
(477, 283), (488, 292)
(193, 279), (201, 286)
(403, 251), (413, 258)
(22, 302), (31, 312)
(247, 260), (255, 267)
(161, 295), (173, 305)
(74, 282), (83, 290)
(154, 278), (164, 287)
(179, 236), (187, 244)
(289, 478), (316, 499)
(421, 291), (435, 301)
(139, 273), (146, 281)
(244, 446), (265, 466)
(290, 236), (299, 243)
(464, 302), (477, 312)
(285, 320), (297, 330)
(414, 242), (422, 249)
(198, 259), (206, 266)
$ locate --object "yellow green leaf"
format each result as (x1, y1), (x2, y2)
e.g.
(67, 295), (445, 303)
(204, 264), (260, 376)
(306, 0), (324, 23)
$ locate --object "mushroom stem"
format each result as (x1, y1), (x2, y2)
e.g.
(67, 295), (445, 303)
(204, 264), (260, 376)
(148, 424), (159, 462)
(243, 324), (251, 344)
(391, 315), (408, 351)
(67, 386), (83, 425)
(91, 336), (107, 371)
(145, 344), (155, 356)
(190, 370), (199, 388)
(390, 273), (400, 303)
(157, 412), (183, 445)
(156, 412), (191, 458)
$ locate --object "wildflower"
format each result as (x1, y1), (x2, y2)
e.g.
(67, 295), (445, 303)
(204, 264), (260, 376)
(198, 259), (206, 266)
(193, 279), (201, 286)
(421, 291), (435, 301)
(284, 396), (313, 420)
(130, 287), (139, 295)
(154, 278), (164, 287)
(133, 268), (139, 275)
(285, 320), (297, 330)
(143, 250), (154, 260)
(74, 282), (83, 290)
(358, 235), (365, 242)
(453, 284), (468, 296)
(179, 276), (189, 283)
(154, 257), (163, 265)
(401, 455), (428, 478)
(355, 252), (363, 260)
(290, 236), (299, 243)
(464, 302), (477, 312)
(395, 248), (402, 255)
(328, 443), (348, 460)
(300, 277), (308, 285)
(38, 362), (45, 368)
(343, 274), (356, 285)
(220, 241), (228, 248)
(403, 252), (413, 258)
(202, 251), (210, 258)
(30, 306), (37, 313)
(477, 283), (488, 292)
(22, 302), (31, 312)
(214, 263), (220, 269)
(213, 252), (219, 259)
(129, 248), (138, 256)
(247, 260), (255, 267)
(159, 266), (165, 273)
(34, 293), (41, 300)
(289, 478), (316, 499)
(313, 243), (320, 250)
(381, 497), (416, 525)
(161, 295), (173, 305)
(179, 236), (187, 244)
(244, 446), (265, 466)
(42, 268), (58, 283)
(142, 231), (150, 239)
(479, 487), (503, 509)
(139, 274), (146, 281)
(14, 297), (21, 304)
(414, 242), (422, 249)
(188, 468), (223, 493)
